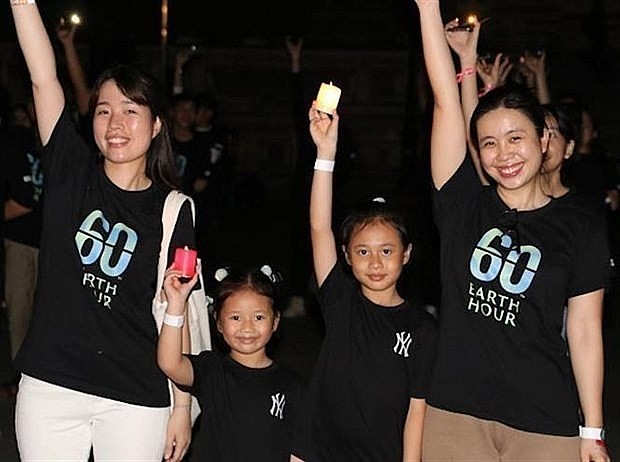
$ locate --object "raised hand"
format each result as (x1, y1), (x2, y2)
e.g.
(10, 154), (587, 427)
(55, 21), (77, 46)
(308, 101), (339, 158)
(285, 35), (303, 61)
(175, 49), (192, 70)
(477, 53), (513, 91)
(444, 18), (480, 61)
(520, 50), (546, 78)
(162, 263), (199, 313)
(285, 35), (303, 73)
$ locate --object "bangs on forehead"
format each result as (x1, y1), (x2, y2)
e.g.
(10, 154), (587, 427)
(112, 78), (149, 107)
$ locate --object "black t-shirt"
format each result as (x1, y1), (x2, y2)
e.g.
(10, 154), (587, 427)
(191, 128), (233, 205)
(171, 136), (210, 195)
(292, 263), (437, 461)
(14, 108), (195, 407)
(565, 152), (617, 215)
(430, 157), (609, 436)
(188, 351), (303, 462)
(1, 125), (43, 247)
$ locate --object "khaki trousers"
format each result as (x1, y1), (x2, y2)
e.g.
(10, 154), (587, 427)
(423, 405), (580, 461)
(4, 239), (39, 359)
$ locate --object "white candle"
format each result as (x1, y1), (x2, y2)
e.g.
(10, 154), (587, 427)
(315, 81), (341, 115)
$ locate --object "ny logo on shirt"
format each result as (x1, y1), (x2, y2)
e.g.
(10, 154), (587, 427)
(393, 331), (413, 358)
(270, 393), (286, 420)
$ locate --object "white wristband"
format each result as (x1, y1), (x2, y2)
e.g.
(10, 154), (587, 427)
(314, 158), (335, 172)
(163, 313), (185, 328)
(10, 0), (35, 4)
(579, 426), (605, 440)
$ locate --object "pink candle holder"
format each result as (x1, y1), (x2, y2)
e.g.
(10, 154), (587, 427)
(174, 246), (197, 279)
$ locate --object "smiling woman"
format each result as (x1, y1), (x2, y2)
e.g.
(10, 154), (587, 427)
(415, 1), (610, 460)
(9, 2), (200, 461)
(92, 79), (161, 188)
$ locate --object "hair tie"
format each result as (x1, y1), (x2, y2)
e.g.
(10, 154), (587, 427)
(205, 294), (214, 314)
(260, 265), (281, 283)
(214, 268), (229, 282)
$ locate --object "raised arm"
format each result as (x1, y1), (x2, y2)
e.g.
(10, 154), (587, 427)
(172, 49), (191, 96)
(56, 23), (91, 116)
(11, 2), (64, 145)
(519, 50), (550, 104)
(308, 101), (339, 286)
(157, 266), (196, 462)
(444, 18), (488, 184)
(285, 35), (303, 74)
(157, 267), (197, 388)
(415, 0), (467, 189)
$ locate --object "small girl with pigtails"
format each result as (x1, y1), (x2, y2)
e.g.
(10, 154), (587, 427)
(158, 264), (303, 461)
(290, 102), (438, 462)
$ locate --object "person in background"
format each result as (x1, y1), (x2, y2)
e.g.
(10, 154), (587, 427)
(1, 101), (43, 399)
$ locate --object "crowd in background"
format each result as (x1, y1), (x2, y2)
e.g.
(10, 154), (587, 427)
(1, 2), (619, 461)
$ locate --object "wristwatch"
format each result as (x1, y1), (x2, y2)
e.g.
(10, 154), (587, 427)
(579, 426), (606, 441)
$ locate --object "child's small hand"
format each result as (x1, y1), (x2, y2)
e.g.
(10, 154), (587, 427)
(308, 100), (339, 158)
(162, 264), (199, 311)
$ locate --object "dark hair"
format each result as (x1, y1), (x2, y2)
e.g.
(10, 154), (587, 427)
(339, 198), (411, 249)
(542, 104), (576, 144)
(89, 64), (180, 190)
(170, 92), (197, 109)
(196, 92), (217, 112)
(211, 267), (280, 317)
(470, 84), (546, 152)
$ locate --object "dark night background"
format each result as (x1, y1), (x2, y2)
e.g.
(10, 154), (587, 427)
(0, 1), (315, 45)
(0, 1), (619, 460)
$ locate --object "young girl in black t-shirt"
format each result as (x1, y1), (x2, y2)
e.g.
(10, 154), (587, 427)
(158, 265), (303, 461)
(290, 102), (437, 461)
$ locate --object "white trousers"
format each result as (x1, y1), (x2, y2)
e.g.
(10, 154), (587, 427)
(16, 375), (169, 461)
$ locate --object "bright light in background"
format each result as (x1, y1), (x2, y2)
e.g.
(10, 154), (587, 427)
(69, 13), (81, 25)
(466, 14), (478, 25)
(161, 0), (168, 43)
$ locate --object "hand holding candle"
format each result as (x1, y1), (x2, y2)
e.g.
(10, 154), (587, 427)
(174, 246), (197, 279)
(315, 81), (341, 115)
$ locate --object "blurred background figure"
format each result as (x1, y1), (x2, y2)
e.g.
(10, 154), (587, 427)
(1, 100), (43, 398)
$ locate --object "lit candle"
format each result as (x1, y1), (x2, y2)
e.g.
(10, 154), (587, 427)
(315, 81), (342, 115)
(174, 246), (197, 278)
